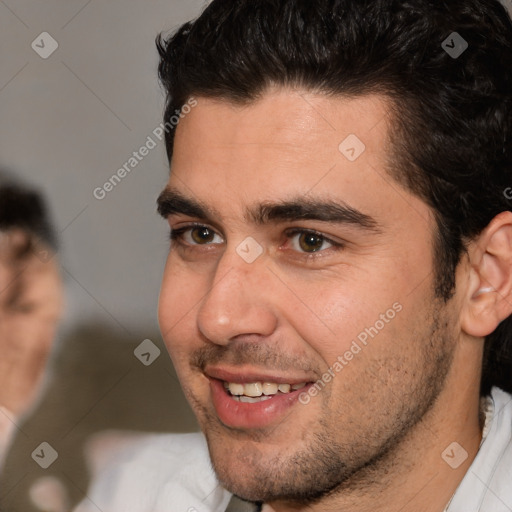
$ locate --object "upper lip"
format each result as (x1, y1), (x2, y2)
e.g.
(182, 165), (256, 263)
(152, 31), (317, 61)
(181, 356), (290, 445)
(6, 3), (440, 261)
(204, 365), (316, 385)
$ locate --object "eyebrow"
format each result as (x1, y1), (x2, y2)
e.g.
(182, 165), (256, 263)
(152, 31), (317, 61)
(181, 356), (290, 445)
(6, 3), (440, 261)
(157, 188), (380, 232)
(251, 200), (380, 231)
(157, 188), (219, 222)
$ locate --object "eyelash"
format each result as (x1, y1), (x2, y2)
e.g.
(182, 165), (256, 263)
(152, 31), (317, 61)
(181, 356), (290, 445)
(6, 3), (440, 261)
(169, 224), (220, 246)
(169, 224), (344, 255)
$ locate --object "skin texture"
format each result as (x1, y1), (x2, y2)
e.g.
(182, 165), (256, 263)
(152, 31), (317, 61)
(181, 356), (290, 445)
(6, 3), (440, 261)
(0, 229), (63, 417)
(158, 89), (512, 511)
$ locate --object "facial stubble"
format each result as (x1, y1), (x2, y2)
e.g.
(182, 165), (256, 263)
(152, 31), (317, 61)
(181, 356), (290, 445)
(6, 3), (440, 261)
(191, 300), (456, 506)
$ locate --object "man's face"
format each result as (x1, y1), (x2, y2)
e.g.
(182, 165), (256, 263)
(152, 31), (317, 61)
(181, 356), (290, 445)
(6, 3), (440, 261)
(158, 90), (461, 503)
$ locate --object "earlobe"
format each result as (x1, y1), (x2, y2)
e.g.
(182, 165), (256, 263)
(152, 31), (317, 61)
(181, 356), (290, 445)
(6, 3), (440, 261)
(461, 212), (512, 339)
(463, 284), (500, 338)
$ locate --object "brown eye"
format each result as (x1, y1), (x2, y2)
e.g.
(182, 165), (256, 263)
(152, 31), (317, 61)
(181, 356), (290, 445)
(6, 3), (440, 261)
(169, 225), (223, 248)
(191, 226), (217, 244)
(297, 232), (328, 253)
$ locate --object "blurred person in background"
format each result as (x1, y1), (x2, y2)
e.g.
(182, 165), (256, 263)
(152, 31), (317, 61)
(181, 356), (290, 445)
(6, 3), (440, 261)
(0, 172), (63, 467)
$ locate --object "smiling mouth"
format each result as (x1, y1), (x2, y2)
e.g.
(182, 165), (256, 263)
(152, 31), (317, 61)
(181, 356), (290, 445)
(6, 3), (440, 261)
(223, 381), (308, 403)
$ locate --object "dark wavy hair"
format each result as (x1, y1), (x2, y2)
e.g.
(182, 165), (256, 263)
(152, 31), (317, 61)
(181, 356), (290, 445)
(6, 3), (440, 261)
(156, 0), (512, 395)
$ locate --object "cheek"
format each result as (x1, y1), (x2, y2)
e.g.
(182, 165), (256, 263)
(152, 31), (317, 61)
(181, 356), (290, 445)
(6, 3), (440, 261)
(158, 257), (204, 364)
(281, 274), (406, 367)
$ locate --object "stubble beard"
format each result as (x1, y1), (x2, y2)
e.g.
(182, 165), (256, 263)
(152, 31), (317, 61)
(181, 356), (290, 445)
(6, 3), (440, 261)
(197, 301), (456, 506)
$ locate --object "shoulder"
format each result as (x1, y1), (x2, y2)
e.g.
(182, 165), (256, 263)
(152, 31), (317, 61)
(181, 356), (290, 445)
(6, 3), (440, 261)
(73, 432), (232, 512)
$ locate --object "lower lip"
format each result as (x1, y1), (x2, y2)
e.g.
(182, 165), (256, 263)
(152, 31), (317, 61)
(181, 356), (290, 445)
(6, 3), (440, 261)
(209, 379), (311, 429)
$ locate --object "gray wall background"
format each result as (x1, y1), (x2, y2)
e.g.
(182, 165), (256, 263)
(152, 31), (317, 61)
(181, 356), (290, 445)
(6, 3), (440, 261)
(0, 0), (207, 335)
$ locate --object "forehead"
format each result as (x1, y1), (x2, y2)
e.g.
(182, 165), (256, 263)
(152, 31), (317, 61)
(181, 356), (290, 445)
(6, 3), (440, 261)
(172, 89), (390, 175)
(168, 89), (430, 232)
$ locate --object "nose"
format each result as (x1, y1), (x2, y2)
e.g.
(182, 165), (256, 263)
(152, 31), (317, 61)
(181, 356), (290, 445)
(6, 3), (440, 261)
(196, 251), (278, 345)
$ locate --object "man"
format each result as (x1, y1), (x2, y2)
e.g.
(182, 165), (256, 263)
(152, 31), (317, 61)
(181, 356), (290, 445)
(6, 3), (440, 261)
(77, 0), (512, 510)
(0, 175), (63, 467)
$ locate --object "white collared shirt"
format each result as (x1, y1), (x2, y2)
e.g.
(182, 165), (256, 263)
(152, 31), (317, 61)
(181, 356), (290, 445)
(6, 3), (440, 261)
(446, 387), (512, 511)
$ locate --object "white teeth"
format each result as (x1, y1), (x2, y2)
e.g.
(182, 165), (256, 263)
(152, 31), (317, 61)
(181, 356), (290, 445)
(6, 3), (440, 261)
(227, 383), (245, 396)
(239, 395), (272, 403)
(244, 382), (263, 397)
(225, 381), (308, 399)
(262, 382), (278, 395)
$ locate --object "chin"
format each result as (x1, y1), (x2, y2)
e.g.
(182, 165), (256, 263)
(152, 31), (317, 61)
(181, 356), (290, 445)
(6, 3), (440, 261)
(205, 431), (277, 499)
(204, 429), (326, 505)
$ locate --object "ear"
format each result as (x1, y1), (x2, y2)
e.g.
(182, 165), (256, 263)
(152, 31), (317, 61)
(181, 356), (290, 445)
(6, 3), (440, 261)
(461, 211), (512, 338)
